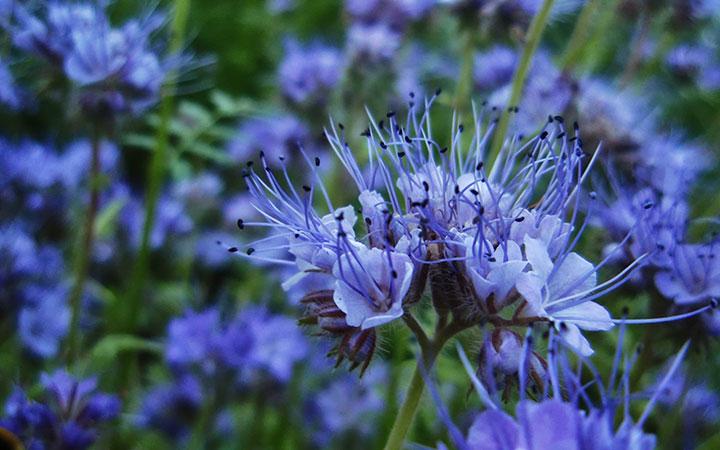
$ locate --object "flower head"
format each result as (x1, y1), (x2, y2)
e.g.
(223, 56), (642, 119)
(233, 98), (644, 368)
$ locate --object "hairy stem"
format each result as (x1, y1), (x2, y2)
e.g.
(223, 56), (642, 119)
(123, 0), (191, 331)
(487, 0), (556, 166)
(383, 319), (470, 450)
(66, 131), (102, 362)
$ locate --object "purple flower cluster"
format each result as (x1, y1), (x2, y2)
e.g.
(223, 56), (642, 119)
(0, 370), (121, 450)
(235, 99), (647, 376)
(278, 39), (343, 106)
(137, 305), (308, 438)
(3, 2), (168, 117)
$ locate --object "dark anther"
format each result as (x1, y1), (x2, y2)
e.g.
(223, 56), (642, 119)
(410, 91), (415, 98)
(548, 115), (553, 123)
(314, 157), (320, 166)
(336, 211), (345, 221)
(642, 201), (654, 210)
(302, 185), (311, 192)
(398, 151), (406, 158)
(515, 217), (525, 222)
(554, 115), (564, 123)
(404, 136), (412, 144)
(338, 122), (345, 130)
(228, 247), (239, 253)
(622, 306), (630, 315)
(540, 131), (548, 139)
(458, 124), (464, 133)
(380, 142), (387, 149)
(246, 161), (254, 167)
(476, 162), (484, 171)
(386, 111), (396, 118)
(435, 88), (442, 96)
(379, 119), (385, 129)
(470, 189), (479, 196)
(573, 121), (579, 131)
(361, 128), (371, 137)
(440, 147), (448, 154)
(556, 132), (566, 139)
(246, 248), (255, 255)
(422, 181), (430, 191)
(365, 217), (372, 225)
(454, 185), (460, 194)
(391, 270), (398, 278)
(236, 219), (245, 230)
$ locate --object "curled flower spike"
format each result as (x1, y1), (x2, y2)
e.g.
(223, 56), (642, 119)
(232, 99), (651, 369)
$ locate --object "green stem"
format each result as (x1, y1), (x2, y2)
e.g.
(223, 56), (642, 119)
(453, 29), (476, 114)
(66, 131), (102, 362)
(123, 0), (191, 331)
(558, 0), (602, 72)
(382, 320), (468, 450)
(487, 0), (556, 167)
(382, 358), (430, 450)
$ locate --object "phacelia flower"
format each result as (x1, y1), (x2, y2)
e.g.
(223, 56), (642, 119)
(278, 39), (343, 106)
(4, 2), (169, 117)
(233, 98), (646, 370)
(474, 45), (518, 92)
(1, 370), (121, 450)
(228, 114), (313, 164)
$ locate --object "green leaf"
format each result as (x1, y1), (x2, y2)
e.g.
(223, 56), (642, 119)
(95, 197), (127, 236)
(211, 90), (240, 115)
(178, 101), (214, 128)
(123, 134), (157, 151)
(182, 142), (233, 165)
(88, 334), (163, 368)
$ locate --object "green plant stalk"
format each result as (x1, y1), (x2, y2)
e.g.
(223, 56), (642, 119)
(453, 29), (476, 114)
(487, 0), (556, 167)
(382, 319), (467, 450)
(123, 0), (191, 331)
(581, 0), (621, 73)
(558, 0), (601, 72)
(66, 131), (102, 362)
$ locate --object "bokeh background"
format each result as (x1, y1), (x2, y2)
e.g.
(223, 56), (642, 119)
(1, 0), (720, 449)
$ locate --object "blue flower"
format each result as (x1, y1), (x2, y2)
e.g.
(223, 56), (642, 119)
(235, 101), (646, 366)
(279, 39), (343, 106)
(18, 285), (70, 358)
(5, 2), (168, 117)
(136, 375), (202, 440)
(474, 45), (517, 92)
(1, 370), (120, 450)
(0, 58), (22, 109)
(228, 114), (313, 164)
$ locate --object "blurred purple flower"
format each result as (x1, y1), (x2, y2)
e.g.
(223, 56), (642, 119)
(279, 39), (343, 105)
(228, 114), (311, 163)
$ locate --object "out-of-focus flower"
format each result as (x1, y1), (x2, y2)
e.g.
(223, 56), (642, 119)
(228, 114), (312, 163)
(654, 242), (720, 306)
(279, 39), (343, 106)
(136, 375), (202, 440)
(346, 0), (435, 29)
(0, 58), (22, 109)
(120, 193), (193, 249)
(4, 2), (169, 117)
(347, 22), (402, 63)
(474, 45), (517, 92)
(18, 285), (70, 358)
(0, 370), (120, 450)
